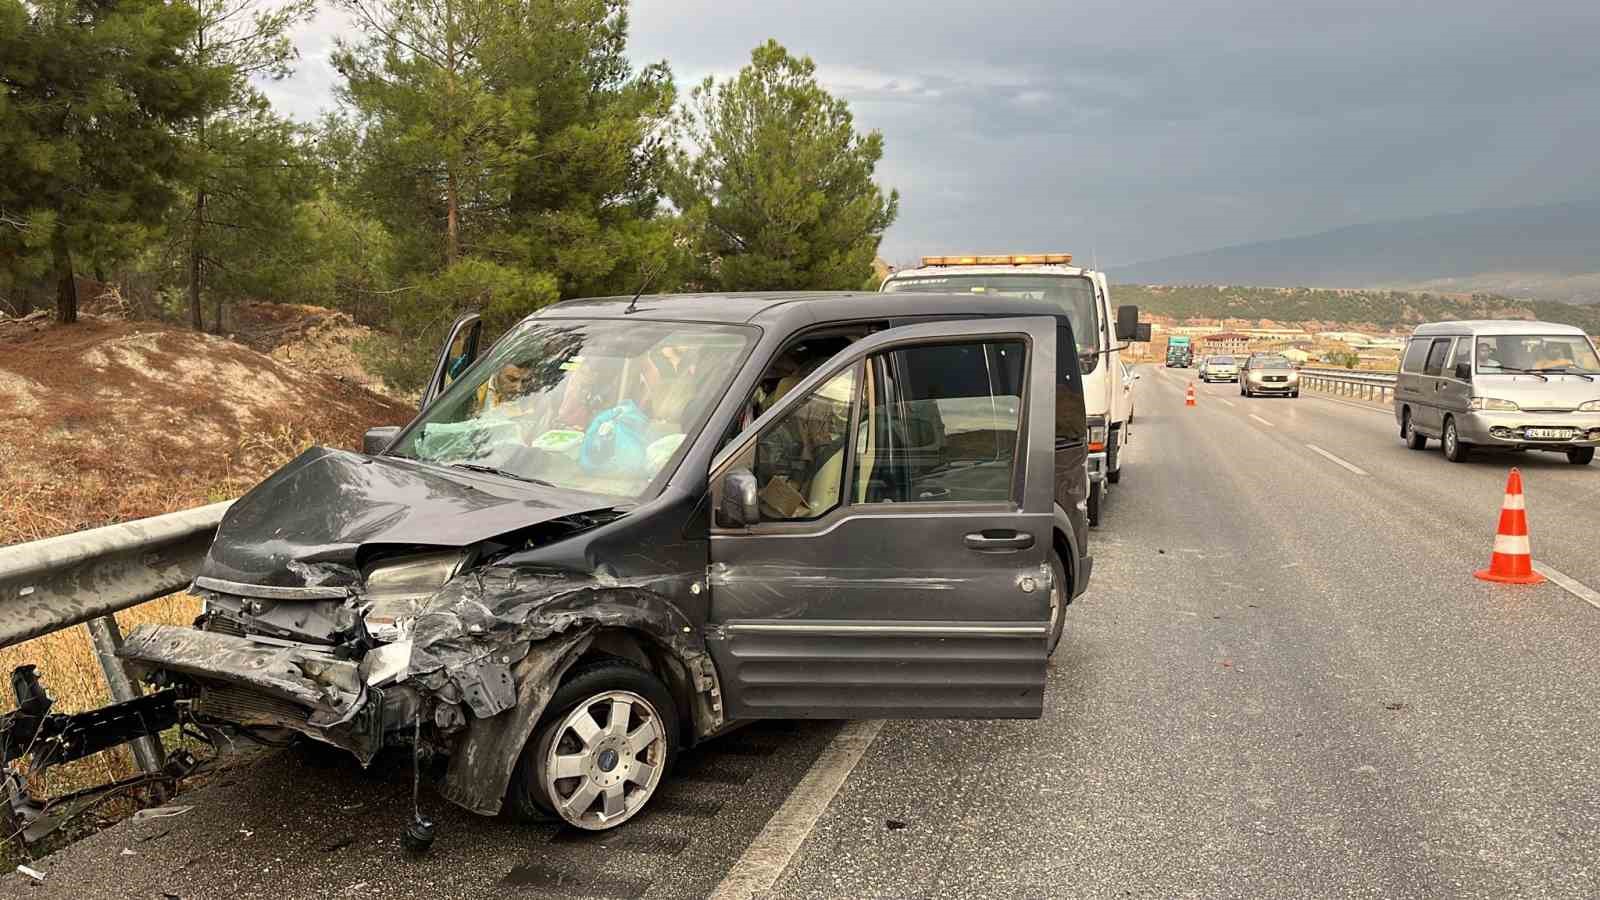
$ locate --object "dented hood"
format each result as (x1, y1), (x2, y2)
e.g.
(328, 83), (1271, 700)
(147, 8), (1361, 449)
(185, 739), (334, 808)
(201, 447), (618, 586)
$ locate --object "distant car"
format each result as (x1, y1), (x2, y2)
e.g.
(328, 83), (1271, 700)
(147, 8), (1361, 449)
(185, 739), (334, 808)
(1199, 355), (1239, 382)
(1240, 353), (1300, 397)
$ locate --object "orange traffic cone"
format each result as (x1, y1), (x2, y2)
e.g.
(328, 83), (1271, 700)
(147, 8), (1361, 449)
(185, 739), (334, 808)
(1185, 384), (1196, 407)
(1475, 468), (1544, 585)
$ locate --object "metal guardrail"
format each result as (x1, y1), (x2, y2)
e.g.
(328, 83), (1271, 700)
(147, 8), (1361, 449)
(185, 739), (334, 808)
(1, 500), (232, 779)
(1298, 367), (1399, 403)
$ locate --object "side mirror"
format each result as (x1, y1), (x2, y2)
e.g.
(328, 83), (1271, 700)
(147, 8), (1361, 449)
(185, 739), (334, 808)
(1115, 305), (1140, 342)
(1454, 361), (1472, 381)
(363, 426), (401, 455)
(1134, 322), (1152, 342)
(718, 468), (760, 527)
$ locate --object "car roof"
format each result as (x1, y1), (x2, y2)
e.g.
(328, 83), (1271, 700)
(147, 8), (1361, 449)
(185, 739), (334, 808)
(885, 264), (1094, 279)
(1410, 320), (1588, 338)
(534, 290), (1074, 331)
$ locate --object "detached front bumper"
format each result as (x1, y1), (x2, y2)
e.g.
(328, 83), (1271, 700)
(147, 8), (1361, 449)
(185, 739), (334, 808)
(118, 624), (415, 764)
(1455, 411), (1600, 448)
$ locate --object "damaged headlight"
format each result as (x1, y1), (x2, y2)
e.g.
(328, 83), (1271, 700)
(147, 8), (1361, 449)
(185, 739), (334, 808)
(362, 551), (467, 642)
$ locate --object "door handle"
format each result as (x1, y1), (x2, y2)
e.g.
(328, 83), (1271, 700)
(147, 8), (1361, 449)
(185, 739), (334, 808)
(964, 531), (1036, 551)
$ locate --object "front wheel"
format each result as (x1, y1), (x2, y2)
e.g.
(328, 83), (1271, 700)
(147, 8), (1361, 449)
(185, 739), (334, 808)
(1568, 447), (1595, 466)
(506, 658), (678, 831)
(1088, 481), (1103, 527)
(1442, 418), (1470, 463)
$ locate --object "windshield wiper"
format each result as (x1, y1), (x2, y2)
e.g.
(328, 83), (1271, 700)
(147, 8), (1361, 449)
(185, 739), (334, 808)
(1529, 367), (1595, 382)
(1491, 367), (1548, 381)
(447, 462), (557, 487)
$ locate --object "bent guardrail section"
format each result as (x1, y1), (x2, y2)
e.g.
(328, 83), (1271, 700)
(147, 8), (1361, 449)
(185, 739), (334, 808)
(0, 500), (232, 650)
(1, 500), (232, 792)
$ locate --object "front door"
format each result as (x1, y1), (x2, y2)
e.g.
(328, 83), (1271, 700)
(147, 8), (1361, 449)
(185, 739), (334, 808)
(706, 317), (1059, 720)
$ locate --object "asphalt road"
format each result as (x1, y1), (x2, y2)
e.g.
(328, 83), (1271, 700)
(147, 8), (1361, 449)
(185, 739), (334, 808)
(9, 368), (1600, 898)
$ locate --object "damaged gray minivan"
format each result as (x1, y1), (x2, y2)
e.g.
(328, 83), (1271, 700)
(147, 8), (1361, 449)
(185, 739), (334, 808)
(112, 290), (1108, 832)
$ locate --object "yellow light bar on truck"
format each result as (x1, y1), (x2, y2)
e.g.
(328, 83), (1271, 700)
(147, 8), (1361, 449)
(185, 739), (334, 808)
(921, 253), (1072, 267)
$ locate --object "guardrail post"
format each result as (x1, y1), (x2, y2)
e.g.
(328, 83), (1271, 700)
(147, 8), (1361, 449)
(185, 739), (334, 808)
(85, 615), (167, 788)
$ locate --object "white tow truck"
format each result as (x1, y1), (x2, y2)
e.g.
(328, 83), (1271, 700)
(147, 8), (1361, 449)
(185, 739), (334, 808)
(882, 254), (1145, 525)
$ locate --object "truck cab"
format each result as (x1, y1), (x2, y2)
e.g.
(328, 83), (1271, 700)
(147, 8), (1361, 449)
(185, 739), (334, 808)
(881, 254), (1142, 526)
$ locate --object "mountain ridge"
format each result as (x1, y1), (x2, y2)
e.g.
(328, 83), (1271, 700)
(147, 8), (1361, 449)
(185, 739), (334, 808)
(1112, 202), (1600, 303)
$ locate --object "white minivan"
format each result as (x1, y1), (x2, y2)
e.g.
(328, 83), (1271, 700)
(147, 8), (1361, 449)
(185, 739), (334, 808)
(1395, 320), (1600, 465)
(882, 254), (1144, 524)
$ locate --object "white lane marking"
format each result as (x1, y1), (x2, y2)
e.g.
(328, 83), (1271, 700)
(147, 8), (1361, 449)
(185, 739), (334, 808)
(1217, 398), (1236, 407)
(1305, 443), (1370, 476)
(1248, 414), (1274, 428)
(709, 719), (885, 900)
(1533, 562), (1600, 611)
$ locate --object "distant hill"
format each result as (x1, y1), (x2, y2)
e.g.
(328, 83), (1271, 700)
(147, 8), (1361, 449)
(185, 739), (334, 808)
(1112, 284), (1600, 334)
(1113, 203), (1600, 303)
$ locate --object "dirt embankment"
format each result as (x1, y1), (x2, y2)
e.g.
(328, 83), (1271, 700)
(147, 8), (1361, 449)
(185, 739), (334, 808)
(0, 314), (414, 543)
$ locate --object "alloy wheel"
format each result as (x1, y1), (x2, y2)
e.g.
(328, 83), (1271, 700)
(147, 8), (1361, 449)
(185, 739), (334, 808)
(541, 690), (666, 830)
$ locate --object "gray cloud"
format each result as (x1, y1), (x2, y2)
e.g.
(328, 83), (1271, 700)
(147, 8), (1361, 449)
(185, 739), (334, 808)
(264, 0), (1600, 267)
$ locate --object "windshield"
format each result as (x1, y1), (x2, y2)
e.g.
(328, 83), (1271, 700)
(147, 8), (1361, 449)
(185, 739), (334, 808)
(389, 319), (754, 499)
(1474, 334), (1600, 374)
(1211, 356), (1236, 365)
(883, 273), (1100, 366)
(1252, 355), (1291, 368)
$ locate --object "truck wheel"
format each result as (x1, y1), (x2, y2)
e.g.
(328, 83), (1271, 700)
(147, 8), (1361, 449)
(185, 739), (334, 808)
(1046, 553), (1068, 657)
(1088, 481), (1103, 527)
(506, 657), (677, 830)
(1568, 447), (1595, 466)
(1106, 432), (1122, 484)
(1442, 417), (1470, 463)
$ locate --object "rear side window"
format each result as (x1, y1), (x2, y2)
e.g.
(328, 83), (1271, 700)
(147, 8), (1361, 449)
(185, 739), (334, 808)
(1402, 338), (1430, 373)
(1422, 338), (1453, 376)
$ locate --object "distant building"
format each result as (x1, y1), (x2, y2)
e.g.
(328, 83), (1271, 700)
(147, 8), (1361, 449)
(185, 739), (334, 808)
(1280, 348), (1314, 364)
(1198, 332), (1253, 356)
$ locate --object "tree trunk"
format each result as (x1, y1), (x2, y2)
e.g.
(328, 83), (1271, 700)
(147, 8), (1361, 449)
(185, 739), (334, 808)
(52, 225), (78, 325)
(445, 170), (460, 265)
(189, 189), (206, 331)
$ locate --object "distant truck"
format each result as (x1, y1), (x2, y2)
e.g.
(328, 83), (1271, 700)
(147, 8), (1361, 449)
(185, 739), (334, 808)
(882, 253), (1143, 526)
(1166, 335), (1193, 367)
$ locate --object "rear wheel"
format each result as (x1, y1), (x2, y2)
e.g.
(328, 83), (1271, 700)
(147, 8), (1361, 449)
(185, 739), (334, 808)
(506, 658), (677, 831)
(1087, 481), (1103, 527)
(1106, 431), (1122, 485)
(1046, 553), (1068, 657)
(1442, 417), (1470, 463)
(1402, 410), (1427, 450)
(1568, 447), (1595, 466)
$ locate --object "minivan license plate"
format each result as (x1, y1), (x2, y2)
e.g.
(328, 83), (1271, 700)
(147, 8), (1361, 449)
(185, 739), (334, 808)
(1526, 428), (1573, 440)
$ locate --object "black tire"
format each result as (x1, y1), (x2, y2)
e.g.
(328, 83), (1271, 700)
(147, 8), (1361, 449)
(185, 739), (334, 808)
(1291, 390), (1300, 398)
(1442, 417), (1470, 463)
(1106, 431), (1122, 485)
(1046, 553), (1068, 657)
(1402, 410), (1427, 450)
(1568, 447), (1595, 466)
(505, 656), (679, 828)
(1087, 481), (1103, 527)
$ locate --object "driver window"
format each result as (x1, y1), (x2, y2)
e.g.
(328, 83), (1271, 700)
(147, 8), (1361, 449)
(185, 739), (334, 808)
(753, 366), (858, 521)
(853, 341), (1025, 504)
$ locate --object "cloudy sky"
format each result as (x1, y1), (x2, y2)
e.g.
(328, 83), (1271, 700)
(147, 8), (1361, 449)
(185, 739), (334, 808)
(263, 0), (1600, 268)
